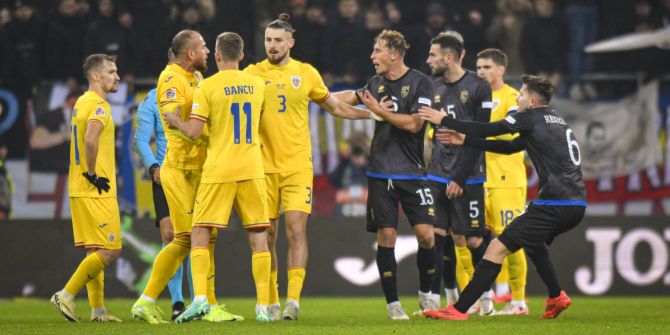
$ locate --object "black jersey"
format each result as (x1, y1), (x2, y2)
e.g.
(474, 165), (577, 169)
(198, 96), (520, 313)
(428, 71), (492, 186)
(500, 107), (586, 203)
(364, 69), (434, 179)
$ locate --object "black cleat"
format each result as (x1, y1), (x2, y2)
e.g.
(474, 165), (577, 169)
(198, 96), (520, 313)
(172, 301), (185, 320)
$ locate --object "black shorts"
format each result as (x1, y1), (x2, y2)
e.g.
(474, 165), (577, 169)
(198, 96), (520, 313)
(431, 182), (485, 236)
(152, 179), (170, 227)
(366, 177), (436, 233)
(498, 204), (585, 253)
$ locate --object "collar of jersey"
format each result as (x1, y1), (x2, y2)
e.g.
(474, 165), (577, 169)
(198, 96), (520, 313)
(167, 63), (196, 79)
(265, 58), (294, 71)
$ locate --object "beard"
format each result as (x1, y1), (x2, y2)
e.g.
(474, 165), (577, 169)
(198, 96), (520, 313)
(267, 51), (288, 65)
(430, 65), (447, 77)
(194, 58), (208, 72)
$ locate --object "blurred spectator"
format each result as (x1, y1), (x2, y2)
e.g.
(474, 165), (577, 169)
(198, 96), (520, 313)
(405, 2), (455, 75)
(520, 0), (567, 86)
(291, 1), (328, 69)
(396, 0), (430, 26)
(28, 92), (76, 173)
(384, 1), (405, 31)
(84, 0), (142, 82)
(215, 0), (254, 66)
(170, 2), (216, 75)
(0, 136), (11, 220)
(329, 133), (370, 217)
(456, 0), (497, 70)
(123, 0), (171, 77)
(564, 0), (598, 99)
(4, 0), (44, 95)
(662, 0), (670, 26)
(323, 0), (363, 79)
(486, 0), (532, 76)
(341, 7), (386, 84)
(45, 0), (86, 81)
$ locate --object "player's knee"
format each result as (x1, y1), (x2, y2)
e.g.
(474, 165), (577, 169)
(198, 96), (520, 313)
(417, 232), (435, 249)
(484, 238), (509, 261)
(466, 236), (483, 249)
(452, 234), (467, 247)
(285, 222), (307, 242)
(377, 229), (397, 247)
(100, 248), (122, 263)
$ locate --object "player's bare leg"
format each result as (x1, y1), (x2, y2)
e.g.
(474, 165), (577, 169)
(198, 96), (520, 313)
(283, 210), (309, 320)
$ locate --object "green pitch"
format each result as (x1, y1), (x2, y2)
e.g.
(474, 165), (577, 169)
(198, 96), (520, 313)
(1, 296), (668, 335)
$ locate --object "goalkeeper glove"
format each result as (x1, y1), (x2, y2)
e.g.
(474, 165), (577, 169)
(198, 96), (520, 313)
(83, 172), (110, 194)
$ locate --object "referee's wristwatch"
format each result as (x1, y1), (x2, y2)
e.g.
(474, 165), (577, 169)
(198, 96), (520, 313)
(149, 163), (160, 176)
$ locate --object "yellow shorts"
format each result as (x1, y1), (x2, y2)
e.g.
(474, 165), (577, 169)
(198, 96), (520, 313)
(161, 165), (202, 237)
(70, 197), (121, 250)
(265, 169), (313, 220)
(485, 187), (527, 236)
(193, 179), (270, 230)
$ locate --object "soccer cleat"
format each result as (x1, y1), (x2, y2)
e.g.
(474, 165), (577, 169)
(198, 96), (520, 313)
(267, 304), (281, 321)
(466, 300), (480, 315)
(91, 311), (122, 322)
(419, 293), (439, 311)
(542, 291), (571, 319)
(479, 297), (495, 316)
(493, 292), (512, 304)
(50, 292), (78, 322)
(387, 304), (410, 320)
(131, 297), (169, 324)
(203, 305), (244, 322)
(493, 303), (529, 316)
(256, 306), (272, 322)
(174, 299), (210, 324)
(282, 301), (299, 321)
(171, 301), (185, 320)
(424, 305), (468, 320)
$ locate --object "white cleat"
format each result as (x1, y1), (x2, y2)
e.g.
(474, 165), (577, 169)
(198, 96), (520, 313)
(479, 297), (495, 316)
(493, 303), (529, 316)
(282, 301), (299, 321)
(387, 304), (410, 320)
(267, 304), (281, 321)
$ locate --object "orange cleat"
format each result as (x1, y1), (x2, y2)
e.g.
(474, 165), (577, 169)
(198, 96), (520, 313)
(424, 305), (469, 321)
(493, 292), (512, 304)
(542, 291), (571, 319)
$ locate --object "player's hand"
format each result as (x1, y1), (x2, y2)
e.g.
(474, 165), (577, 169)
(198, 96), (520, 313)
(162, 105), (181, 129)
(446, 181), (463, 199)
(368, 96), (394, 121)
(435, 128), (465, 145)
(418, 106), (447, 125)
(83, 172), (111, 194)
(152, 166), (161, 185)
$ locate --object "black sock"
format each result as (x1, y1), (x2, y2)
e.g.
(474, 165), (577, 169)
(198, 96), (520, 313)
(443, 235), (456, 289)
(417, 246), (436, 293)
(528, 244), (561, 298)
(431, 234), (445, 294)
(453, 259), (502, 313)
(469, 237), (488, 268)
(377, 246), (399, 303)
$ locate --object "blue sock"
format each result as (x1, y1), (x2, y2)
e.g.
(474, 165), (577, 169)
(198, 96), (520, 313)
(186, 255), (194, 302)
(164, 243), (184, 304)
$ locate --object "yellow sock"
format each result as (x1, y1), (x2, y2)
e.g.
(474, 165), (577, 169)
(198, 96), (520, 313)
(64, 251), (107, 296)
(287, 267), (306, 302)
(86, 270), (104, 308)
(496, 257), (510, 285)
(207, 239), (217, 305)
(190, 247), (210, 298)
(508, 249), (528, 301)
(143, 238), (189, 299)
(455, 246), (472, 291)
(252, 252), (271, 306)
(269, 270), (279, 305)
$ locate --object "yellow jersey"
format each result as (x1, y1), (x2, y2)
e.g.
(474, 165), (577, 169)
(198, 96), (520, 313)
(244, 58), (330, 173)
(191, 70), (266, 183)
(157, 63), (207, 170)
(68, 91), (116, 198)
(485, 84), (526, 188)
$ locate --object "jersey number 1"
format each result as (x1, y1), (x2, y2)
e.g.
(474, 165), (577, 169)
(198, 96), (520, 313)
(231, 102), (252, 144)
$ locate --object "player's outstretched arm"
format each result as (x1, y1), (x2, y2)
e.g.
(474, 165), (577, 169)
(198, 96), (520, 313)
(419, 106), (511, 138)
(436, 128), (523, 154)
(359, 90), (423, 133)
(162, 106), (204, 140)
(319, 94), (374, 120)
(332, 90), (359, 105)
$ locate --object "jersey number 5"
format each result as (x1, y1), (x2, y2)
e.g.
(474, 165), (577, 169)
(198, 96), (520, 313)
(231, 102), (252, 144)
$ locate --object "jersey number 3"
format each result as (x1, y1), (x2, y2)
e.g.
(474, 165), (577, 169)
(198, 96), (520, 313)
(231, 102), (252, 144)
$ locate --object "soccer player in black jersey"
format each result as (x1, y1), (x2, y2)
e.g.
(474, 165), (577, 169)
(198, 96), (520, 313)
(417, 75), (586, 320)
(424, 33), (494, 313)
(335, 29), (437, 320)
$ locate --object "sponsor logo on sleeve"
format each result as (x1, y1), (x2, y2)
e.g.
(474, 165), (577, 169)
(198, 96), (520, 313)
(505, 115), (517, 124)
(418, 97), (432, 107)
(166, 88), (177, 100)
(95, 107), (106, 116)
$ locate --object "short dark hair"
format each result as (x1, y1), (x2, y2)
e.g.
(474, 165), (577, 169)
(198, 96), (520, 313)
(430, 33), (463, 60)
(82, 54), (116, 79)
(216, 32), (244, 61)
(521, 74), (554, 104)
(170, 30), (197, 57)
(477, 48), (508, 67)
(375, 29), (410, 57)
(267, 13), (296, 33)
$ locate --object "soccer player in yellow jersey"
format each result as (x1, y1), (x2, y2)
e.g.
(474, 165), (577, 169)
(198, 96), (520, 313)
(132, 30), (237, 324)
(164, 32), (274, 323)
(50, 54), (122, 323)
(244, 13), (378, 320)
(475, 48), (528, 315)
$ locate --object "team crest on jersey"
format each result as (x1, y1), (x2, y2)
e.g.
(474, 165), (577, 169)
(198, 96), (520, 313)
(166, 88), (177, 100)
(378, 85), (385, 93)
(95, 107), (105, 116)
(434, 95), (441, 103)
(460, 91), (469, 104)
(401, 85), (410, 97)
(492, 98), (501, 111)
(291, 76), (301, 89)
